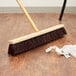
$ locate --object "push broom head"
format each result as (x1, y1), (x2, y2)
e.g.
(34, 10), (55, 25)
(8, 24), (67, 56)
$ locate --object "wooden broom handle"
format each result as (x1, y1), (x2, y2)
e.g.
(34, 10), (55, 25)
(16, 0), (39, 32)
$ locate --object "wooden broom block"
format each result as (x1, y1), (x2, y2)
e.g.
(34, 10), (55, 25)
(9, 24), (64, 44)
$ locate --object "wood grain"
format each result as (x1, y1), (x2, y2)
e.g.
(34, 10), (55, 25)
(0, 13), (76, 76)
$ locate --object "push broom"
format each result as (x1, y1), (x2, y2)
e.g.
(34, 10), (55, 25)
(8, 0), (67, 56)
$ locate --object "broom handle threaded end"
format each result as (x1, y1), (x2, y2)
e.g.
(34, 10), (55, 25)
(16, 0), (39, 32)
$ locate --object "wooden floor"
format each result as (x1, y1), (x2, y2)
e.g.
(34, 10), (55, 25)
(0, 13), (76, 76)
